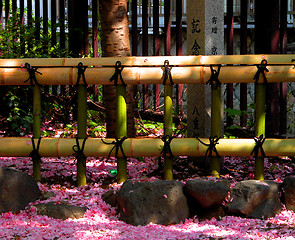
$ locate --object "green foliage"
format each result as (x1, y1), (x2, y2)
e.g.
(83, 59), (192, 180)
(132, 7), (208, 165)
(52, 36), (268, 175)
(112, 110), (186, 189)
(4, 89), (32, 135)
(0, 9), (71, 136)
(0, 12), (70, 58)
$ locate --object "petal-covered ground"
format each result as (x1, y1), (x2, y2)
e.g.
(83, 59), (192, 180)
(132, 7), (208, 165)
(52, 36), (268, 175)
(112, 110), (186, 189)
(0, 154), (295, 239)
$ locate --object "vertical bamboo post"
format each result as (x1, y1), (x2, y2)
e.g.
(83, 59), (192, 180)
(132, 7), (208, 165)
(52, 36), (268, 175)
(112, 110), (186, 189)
(116, 85), (127, 183)
(211, 84), (221, 177)
(33, 84), (41, 182)
(163, 84), (173, 180)
(77, 84), (87, 186)
(254, 83), (266, 180)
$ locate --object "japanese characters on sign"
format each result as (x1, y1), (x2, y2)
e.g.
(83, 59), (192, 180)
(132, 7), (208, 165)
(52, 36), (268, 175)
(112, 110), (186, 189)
(211, 16), (218, 55)
(191, 18), (201, 55)
(192, 19), (201, 33)
(192, 39), (201, 55)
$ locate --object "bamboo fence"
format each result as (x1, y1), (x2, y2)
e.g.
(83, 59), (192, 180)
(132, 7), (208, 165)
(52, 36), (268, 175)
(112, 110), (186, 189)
(1, 54), (294, 185)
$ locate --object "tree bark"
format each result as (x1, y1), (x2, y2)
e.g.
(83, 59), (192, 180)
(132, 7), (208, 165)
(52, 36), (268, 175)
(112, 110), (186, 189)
(99, 0), (135, 138)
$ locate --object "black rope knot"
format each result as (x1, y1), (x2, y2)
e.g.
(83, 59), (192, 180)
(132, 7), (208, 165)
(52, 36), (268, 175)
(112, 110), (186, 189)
(101, 136), (128, 159)
(110, 61), (126, 86)
(161, 135), (174, 158)
(76, 62), (88, 86)
(73, 138), (88, 164)
(163, 60), (173, 85)
(251, 134), (266, 159)
(253, 59), (269, 84)
(29, 137), (42, 160)
(24, 62), (42, 86)
(206, 65), (222, 89)
(197, 136), (221, 159)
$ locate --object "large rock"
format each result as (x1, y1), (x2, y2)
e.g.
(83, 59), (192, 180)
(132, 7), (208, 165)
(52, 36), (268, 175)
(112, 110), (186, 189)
(34, 202), (87, 220)
(282, 176), (295, 211)
(184, 178), (230, 208)
(117, 180), (189, 226)
(226, 180), (282, 219)
(184, 178), (230, 220)
(0, 167), (40, 213)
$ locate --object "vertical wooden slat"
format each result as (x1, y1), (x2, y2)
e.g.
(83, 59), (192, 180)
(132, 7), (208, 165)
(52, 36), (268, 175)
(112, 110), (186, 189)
(164, 0), (171, 56)
(83, 1), (89, 56)
(280, 0), (288, 135)
(0, 1), (3, 30)
(35, 0), (41, 41)
(51, 0), (57, 49)
(153, 0), (160, 56)
(92, 0), (99, 58)
(240, 0), (248, 127)
(142, 0), (148, 55)
(59, 0), (66, 95)
(153, 0), (160, 111)
(27, 0), (32, 25)
(43, 0), (49, 36)
(27, 0), (33, 51)
(12, 0), (17, 13)
(42, 0), (49, 95)
(5, 0), (9, 24)
(226, 0), (234, 127)
(51, 0), (57, 95)
(176, 0), (183, 115)
(59, 0), (65, 49)
(132, 0), (138, 56)
(142, 0), (149, 111)
(92, 0), (99, 101)
(20, 1), (24, 22)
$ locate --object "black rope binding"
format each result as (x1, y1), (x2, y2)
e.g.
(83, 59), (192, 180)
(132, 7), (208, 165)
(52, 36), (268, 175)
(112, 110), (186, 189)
(76, 62), (88, 86)
(251, 134), (266, 159)
(253, 59), (269, 84)
(206, 65), (222, 89)
(161, 135), (174, 158)
(109, 61), (126, 86)
(73, 137), (88, 166)
(29, 137), (42, 160)
(197, 136), (221, 159)
(101, 137), (128, 159)
(163, 60), (173, 85)
(24, 62), (42, 86)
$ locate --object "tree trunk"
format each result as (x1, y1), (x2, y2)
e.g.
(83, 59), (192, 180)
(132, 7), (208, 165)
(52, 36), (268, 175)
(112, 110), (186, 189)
(99, 0), (135, 138)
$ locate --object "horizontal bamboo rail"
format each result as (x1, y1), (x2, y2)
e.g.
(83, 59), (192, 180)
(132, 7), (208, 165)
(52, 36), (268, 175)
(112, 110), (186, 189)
(1, 55), (295, 67)
(1, 55), (295, 85)
(0, 137), (295, 158)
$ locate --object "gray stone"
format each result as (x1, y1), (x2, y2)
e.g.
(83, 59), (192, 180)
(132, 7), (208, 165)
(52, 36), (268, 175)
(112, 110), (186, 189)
(0, 167), (40, 213)
(226, 180), (282, 219)
(117, 180), (189, 226)
(184, 178), (230, 208)
(39, 191), (56, 200)
(34, 202), (87, 220)
(102, 190), (118, 208)
(282, 176), (295, 211)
